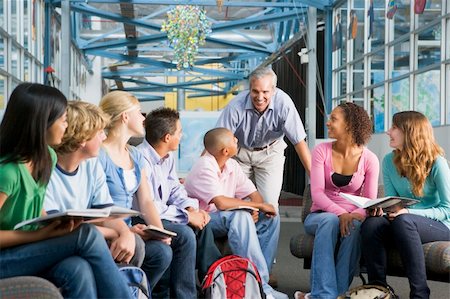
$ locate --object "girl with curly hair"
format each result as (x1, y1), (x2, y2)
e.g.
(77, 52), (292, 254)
(295, 102), (380, 299)
(361, 111), (450, 299)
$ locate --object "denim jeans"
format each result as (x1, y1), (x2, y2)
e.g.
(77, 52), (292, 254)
(304, 212), (362, 299)
(152, 220), (197, 299)
(141, 239), (172, 290)
(0, 224), (131, 299)
(361, 214), (450, 299)
(209, 210), (280, 295)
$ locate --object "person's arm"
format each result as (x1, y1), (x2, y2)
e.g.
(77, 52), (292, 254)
(354, 150), (380, 217)
(310, 144), (347, 215)
(406, 157), (450, 221)
(135, 169), (164, 229)
(0, 193), (79, 248)
(294, 140), (311, 176)
(102, 218), (136, 264)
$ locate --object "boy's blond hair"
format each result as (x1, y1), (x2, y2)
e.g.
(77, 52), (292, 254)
(54, 101), (110, 154)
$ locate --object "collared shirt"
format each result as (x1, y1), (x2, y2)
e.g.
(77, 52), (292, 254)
(184, 152), (257, 213)
(98, 146), (143, 225)
(137, 140), (198, 224)
(216, 88), (307, 149)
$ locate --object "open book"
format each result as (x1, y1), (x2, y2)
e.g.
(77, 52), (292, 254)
(14, 206), (141, 230)
(339, 193), (419, 211)
(225, 206), (259, 213)
(143, 225), (177, 239)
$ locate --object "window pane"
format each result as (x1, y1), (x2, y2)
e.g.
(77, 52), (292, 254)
(352, 68), (364, 92)
(11, 0), (17, 40)
(24, 0), (30, 50)
(370, 49), (384, 85)
(337, 69), (347, 96)
(0, 0), (4, 28)
(418, 0), (441, 28)
(24, 55), (30, 81)
(394, 0), (411, 41)
(392, 41), (410, 78)
(391, 78), (410, 116)
(415, 70), (440, 125)
(370, 0), (385, 49)
(447, 65), (450, 124)
(371, 86), (385, 133)
(417, 23), (441, 69)
(0, 74), (4, 110)
(0, 36), (4, 70)
(11, 44), (19, 78)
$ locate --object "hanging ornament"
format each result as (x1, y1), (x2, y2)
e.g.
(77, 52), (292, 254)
(348, 10), (358, 40)
(367, 0), (374, 39)
(161, 6), (212, 70)
(217, 0), (223, 13)
(386, 0), (398, 19)
(415, 0), (427, 14)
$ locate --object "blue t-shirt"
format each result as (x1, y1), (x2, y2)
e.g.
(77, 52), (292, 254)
(44, 157), (114, 212)
(383, 153), (450, 229)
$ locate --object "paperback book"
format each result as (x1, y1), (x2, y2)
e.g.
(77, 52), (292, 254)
(225, 206), (259, 213)
(143, 225), (177, 239)
(339, 193), (419, 211)
(14, 206), (140, 230)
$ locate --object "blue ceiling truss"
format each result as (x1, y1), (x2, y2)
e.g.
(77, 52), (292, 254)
(49, 0), (334, 101)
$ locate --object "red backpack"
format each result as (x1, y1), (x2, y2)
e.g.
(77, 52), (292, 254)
(201, 255), (265, 299)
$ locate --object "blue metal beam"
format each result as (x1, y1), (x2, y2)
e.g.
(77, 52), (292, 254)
(55, 1), (323, 9)
(205, 37), (272, 54)
(119, 77), (239, 92)
(70, 3), (162, 31)
(82, 33), (167, 51)
(211, 10), (304, 32)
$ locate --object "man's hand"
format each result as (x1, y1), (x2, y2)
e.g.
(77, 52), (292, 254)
(338, 213), (364, 237)
(251, 210), (259, 223)
(110, 230), (135, 264)
(188, 210), (210, 230)
(38, 219), (82, 239)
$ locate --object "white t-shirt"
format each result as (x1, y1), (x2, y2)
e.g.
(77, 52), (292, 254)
(44, 157), (114, 212)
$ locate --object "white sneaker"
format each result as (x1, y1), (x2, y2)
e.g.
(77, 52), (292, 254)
(266, 289), (289, 299)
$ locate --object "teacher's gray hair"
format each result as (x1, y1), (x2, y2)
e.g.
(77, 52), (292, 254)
(249, 67), (277, 88)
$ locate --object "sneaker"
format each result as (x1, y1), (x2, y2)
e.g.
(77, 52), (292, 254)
(294, 291), (311, 299)
(266, 289), (289, 299)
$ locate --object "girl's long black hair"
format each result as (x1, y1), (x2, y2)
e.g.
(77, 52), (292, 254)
(0, 83), (67, 184)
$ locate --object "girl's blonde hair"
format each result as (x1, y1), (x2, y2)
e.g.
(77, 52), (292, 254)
(392, 111), (444, 196)
(99, 91), (140, 131)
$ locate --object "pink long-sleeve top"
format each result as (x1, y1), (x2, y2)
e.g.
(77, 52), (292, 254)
(310, 142), (380, 217)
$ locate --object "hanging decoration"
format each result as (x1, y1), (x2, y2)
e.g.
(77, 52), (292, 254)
(348, 10), (358, 40)
(217, 0), (223, 13)
(161, 5), (212, 70)
(386, 0), (398, 19)
(367, 0), (374, 39)
(415, 0), (427, 14)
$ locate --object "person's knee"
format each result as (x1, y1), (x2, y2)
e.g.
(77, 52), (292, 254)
(319, 213), (340, 228)
(391, 214), (416, 234)
(51, 257), (95, 294)
(173, 225), (196, 250)
(361, 216), (386, 236)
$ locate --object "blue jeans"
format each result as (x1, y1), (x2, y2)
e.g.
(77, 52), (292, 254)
(141, 239), (172, 290)
(304, 212), (362, 299)
(152, 220), (197, 299)
(209, 210), (280, 295)
(0, 224), (131, 299)
(361, 214), (450, 299)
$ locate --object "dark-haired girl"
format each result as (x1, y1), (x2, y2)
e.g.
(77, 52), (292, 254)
(0, 83), (131, 298)
(296, 102), (380, 299)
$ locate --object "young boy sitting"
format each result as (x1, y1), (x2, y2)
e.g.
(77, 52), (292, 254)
(44, 101), (144, 266)
(184, 127), (288, 299)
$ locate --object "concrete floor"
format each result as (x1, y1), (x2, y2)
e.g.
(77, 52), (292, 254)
(274, 205), (450, 299)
